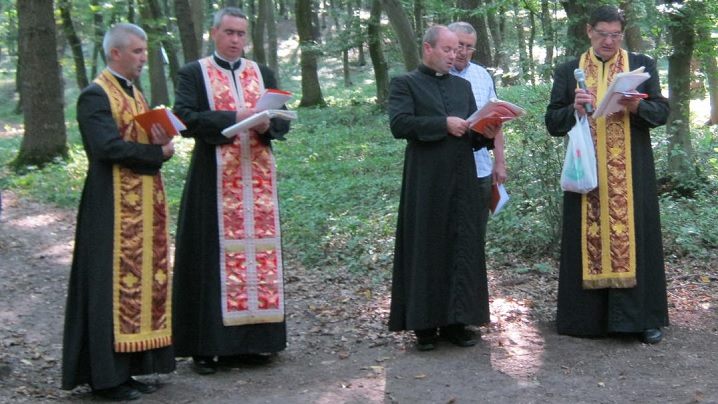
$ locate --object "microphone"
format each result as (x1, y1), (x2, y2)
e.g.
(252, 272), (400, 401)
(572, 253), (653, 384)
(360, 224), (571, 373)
(573, 68), (593, 114)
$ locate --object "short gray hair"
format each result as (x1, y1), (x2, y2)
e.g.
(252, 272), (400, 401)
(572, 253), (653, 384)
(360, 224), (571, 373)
(422, 25), (449, 47)
(103, 22), (147, 59)
(212, 7), (248, 29)
(448, 22), (476, 36)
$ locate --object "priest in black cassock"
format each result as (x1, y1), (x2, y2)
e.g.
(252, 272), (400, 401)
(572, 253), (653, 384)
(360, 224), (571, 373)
(62, 23), (176, 401)
(387, 25), (496, 351)
(172, 7), (291, 375)
(545, 5), (669, 344)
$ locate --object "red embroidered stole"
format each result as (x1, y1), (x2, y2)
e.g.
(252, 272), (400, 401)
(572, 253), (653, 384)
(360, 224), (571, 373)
(94, 70), (172, 352)
(578, 49), (637, 289)
(199, 57), (285, 326)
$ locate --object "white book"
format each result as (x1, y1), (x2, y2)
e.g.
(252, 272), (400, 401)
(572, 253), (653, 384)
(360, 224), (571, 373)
(592, 67), (650, 118)
(221, 109), (297, 138)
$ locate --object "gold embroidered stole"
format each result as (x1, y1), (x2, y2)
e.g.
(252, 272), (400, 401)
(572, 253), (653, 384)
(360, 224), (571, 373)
(579, 49), (637, 289)
(199, 57), (285, 326)
(94, 70), (172, 352)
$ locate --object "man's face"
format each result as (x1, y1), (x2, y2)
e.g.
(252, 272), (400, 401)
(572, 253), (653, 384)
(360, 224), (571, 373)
(212, 15), (248, 61)
(587, 21), (624, 60)
(111, 34), (147, 81)
(453, 31), (477, 72)
(423, 28), (458, 74)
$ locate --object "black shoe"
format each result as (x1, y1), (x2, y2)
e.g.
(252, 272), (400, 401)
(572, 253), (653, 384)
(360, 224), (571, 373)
(440, 325), (478, 347)
(217, 353), (273, 368)
(414, 328), (437, 351)
(191, 356), (217, 375)
(124, 377), (157, 394)
(93, 384), (141, 401)
(641, 328), (663, 344)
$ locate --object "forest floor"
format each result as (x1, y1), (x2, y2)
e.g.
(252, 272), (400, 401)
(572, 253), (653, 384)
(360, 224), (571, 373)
(1, 189), (718, 404)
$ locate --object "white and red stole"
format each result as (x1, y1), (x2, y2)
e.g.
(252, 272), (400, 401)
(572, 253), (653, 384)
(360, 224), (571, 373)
(578, 49), (637, 289)
(94, 70), (172, 352)
(198, 57), (285, 326)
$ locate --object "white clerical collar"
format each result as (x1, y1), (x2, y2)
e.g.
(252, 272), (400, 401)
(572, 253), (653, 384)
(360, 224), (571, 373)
(214, 52), (241, 67)
(107, 68), (133, 87)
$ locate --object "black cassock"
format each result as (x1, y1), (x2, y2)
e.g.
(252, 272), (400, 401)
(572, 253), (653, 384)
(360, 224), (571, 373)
(388, 64), (492, 332)
(62, 77), (175, 391)
(545, 52), (670, 336)
(172, 57), (290, 357)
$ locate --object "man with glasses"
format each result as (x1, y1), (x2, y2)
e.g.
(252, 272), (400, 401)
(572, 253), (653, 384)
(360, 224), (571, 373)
(387, 25), (496, 351)
(545, 5), (669, 344)
(447, 22), (505, 328)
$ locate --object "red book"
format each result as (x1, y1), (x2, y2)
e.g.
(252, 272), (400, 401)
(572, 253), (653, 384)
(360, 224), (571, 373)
(134, 108), (186, 137)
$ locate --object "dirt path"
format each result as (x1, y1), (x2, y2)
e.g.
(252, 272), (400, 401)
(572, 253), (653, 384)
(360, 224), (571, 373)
(1, 190), (717, 403)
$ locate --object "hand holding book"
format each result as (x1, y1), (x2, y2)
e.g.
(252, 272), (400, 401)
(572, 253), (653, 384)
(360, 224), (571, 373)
(466, 99), (525, 134)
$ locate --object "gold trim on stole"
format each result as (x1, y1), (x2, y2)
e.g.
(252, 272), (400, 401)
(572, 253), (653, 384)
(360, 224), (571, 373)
(199, 58), (285, 326)
(578, 50), (637, 289)
(94, 70), (172, 352)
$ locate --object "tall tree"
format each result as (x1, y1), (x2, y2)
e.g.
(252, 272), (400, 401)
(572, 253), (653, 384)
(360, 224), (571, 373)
(15, 0), (67, 167)
(58, 0), (88, 90)
(368, 0), (388, 105)
(296, 0), (326, 107)
(90, 0), (105, 79)
(540, 0), (554, 80)
(253, 0), (268, 63)
(561, 0), (591, 60)
(665, 0), (696, 176)
(175, 0), (203, 63)
(141, 0), (170, 106)
(456, 0), (492, 67)
(620, 1), (646, 52)
(382, 0), (419, 71)
(265, 0), (280, 82)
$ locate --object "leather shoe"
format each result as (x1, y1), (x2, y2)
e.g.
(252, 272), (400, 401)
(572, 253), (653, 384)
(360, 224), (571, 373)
(440, 325), (478, 347)
(416, 335), (437, 351)
(641, 328), (663, 344)
(191, 356), (217, 375)
(93, 384), (141, 401)
(124, 377), (157, 394)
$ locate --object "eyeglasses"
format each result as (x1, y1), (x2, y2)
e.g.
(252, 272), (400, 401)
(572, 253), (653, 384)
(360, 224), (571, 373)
(592, 29), (624, 40)
(457, 44), (476, 52)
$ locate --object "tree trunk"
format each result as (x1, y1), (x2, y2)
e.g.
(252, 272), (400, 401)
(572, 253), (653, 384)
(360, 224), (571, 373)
(253, 0), (268, 63)
(175, 0), (202, 63)
(620, 1), (645, 52)
(561, 0), (591, 60)
(296, 0), (326, 107)
(91, 1), (104, 78)
(413, 0), (424, 37)
(540, 0), (554, 81)
(140, 0), (170, 107)
(368, 0), (388, 106)
(457, 0), (492, 67)
(15, 0), (68, 167)
(382, 0), (419, 72)
(485, 0), (503, 70)
(666, 3), (695, 175)
(266, 0), (280, 84)
(58, 0), (88, 90)
(697, 26), (718, 125)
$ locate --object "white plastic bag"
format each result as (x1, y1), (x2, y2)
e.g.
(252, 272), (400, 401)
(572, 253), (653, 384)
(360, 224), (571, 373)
(560, 112), (598, 194)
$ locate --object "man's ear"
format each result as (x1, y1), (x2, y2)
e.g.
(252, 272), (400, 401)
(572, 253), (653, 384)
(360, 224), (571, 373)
(109, 47), (121, 62)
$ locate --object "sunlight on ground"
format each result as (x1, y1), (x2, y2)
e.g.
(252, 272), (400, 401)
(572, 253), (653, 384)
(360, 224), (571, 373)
(10, 213), (60, 229)
(487, 297), (545, 385)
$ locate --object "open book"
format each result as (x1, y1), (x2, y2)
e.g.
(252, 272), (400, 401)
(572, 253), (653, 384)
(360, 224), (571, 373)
(221, 109), (297, 137)
(467, 99), (525, 133)
(592, 67), (650, 118)
(134, 108), (186, 137)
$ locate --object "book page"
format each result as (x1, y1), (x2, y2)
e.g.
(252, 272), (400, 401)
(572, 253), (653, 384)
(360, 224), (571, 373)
(467, 99), (525, 133)
(592, 67), (650, 118)
(255, 89), (293, 111)
(222, 109), (297, 137)
(490, 183), (510, 215)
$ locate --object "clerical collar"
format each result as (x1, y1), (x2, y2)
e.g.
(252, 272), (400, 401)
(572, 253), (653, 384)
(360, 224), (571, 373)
(418, 64), (446, 77)
(593, 50), (617, 63)
(107, 68), (133, 87)
(214, 53), (242, 70)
